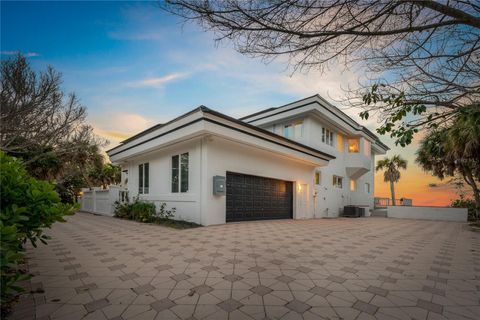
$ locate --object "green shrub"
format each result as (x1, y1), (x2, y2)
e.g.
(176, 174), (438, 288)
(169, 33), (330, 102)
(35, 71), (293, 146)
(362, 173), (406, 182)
(114, 199), (156, 222)
(113, 199), (201, 230)
(451, 196), (478, 221)
(0, 152), (75, 306)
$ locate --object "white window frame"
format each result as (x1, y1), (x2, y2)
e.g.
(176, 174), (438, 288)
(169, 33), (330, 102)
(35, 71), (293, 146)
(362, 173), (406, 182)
(138, 163), (149, 194)
(171, 152), (189, 193)
(284, 120), (304, 140)
(333, 175), (343, 189)
(322, 128), (334, 146)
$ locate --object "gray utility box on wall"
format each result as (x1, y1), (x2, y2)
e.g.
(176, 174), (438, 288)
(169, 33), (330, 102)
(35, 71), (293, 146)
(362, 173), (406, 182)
(213, 176), (226, 196)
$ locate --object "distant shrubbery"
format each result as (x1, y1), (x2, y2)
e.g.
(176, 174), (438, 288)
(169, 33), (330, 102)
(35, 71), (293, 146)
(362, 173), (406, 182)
(0, 152), (75, 307)
(114, 199), (200, 229)
(451, 196), (478, 221)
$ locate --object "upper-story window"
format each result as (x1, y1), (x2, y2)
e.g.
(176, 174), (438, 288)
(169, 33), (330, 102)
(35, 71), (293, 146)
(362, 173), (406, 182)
(337, 134), (344, 152)
(284, 121), (303, 140)
(172, 153), (189, 193)
(315, 171), (321, 185)
(364, 140), (371, 156)
(138, 163), (149, 194)
(333, 175), (343, 188)
(348, 138), (360, 153)
(350, 179), (357, 191)
(322, 128), (334, 146)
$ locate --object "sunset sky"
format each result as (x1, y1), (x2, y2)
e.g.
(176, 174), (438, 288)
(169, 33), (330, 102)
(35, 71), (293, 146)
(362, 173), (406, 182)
(1, 1), (462, 206)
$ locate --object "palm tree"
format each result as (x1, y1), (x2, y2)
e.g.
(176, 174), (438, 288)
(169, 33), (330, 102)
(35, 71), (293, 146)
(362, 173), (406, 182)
(376, 155), (407, 206)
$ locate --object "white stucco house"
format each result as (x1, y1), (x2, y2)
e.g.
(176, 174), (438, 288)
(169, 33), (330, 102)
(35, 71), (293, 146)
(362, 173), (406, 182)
(107, 95), (389, 226)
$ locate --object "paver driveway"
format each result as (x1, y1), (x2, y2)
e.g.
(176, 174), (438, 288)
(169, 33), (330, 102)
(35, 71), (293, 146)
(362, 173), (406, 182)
(10, 212), (480, 320)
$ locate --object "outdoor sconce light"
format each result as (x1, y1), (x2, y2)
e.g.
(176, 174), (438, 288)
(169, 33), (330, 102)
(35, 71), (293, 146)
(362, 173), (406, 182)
(213, 176), (226, 196)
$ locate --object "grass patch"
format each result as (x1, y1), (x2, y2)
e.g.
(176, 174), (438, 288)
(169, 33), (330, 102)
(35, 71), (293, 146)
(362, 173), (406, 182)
(154, 218), (201, 229)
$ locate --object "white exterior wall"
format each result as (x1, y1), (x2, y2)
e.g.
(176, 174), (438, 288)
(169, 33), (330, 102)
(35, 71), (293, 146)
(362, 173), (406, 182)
(261, 116), (376, 217)
(122, 138), (203, 224)
(120, 135), (320, 226)
(387, 206), (468, 222)
(202, 136), (317, 225)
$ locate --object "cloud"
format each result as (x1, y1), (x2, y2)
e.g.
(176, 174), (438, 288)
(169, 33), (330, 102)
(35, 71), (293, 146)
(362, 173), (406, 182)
(127, 72), (189, 88)
(91, 112), (158, 148)
(1, 51), (40, 57)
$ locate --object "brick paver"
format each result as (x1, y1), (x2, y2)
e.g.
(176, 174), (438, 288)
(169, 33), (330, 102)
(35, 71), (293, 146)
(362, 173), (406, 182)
(9, 212), (480, 320)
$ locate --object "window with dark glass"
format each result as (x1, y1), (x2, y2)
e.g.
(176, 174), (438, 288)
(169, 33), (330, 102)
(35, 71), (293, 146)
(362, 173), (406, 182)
(138, 163), (149, 194)
(172, 153), (189, 193)
(171, 155), (179, 193)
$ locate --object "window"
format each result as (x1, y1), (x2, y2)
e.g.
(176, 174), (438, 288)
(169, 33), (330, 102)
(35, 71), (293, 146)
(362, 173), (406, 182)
(315, 171), (321, 185)
(284, 121), (303, 140)
(348, 138), (360, 153)
(322, 128), (334, 146)
(333, 175), (343, 188)
(172, 153), (189, 193)
(350, 179), (357, 191)
(138, 163), (149, 194)
(365, 183), (370, 193)
(337, 134), (344, 152)
(364, 140), (371, 156)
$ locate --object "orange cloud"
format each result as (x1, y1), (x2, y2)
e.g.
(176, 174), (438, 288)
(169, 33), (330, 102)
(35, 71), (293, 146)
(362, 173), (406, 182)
(374, 166), (463, 206)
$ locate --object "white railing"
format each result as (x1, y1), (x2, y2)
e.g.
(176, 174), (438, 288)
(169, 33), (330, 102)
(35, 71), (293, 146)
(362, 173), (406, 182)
(80, 186), (128, 216)
(375, 197), (413, 208)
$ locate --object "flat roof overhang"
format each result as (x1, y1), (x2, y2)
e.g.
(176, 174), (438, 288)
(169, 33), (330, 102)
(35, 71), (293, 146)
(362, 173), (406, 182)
(107, 107), (335, 167)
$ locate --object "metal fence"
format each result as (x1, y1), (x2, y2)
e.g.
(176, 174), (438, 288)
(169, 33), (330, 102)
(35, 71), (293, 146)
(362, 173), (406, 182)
(374, 197), (413, 208)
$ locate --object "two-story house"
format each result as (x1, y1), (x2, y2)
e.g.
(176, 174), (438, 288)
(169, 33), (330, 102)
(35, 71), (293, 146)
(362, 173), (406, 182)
(107, 95), (388, 225)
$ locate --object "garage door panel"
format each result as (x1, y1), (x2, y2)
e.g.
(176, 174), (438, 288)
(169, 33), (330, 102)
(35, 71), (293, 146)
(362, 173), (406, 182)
(226, 172), (293, 222)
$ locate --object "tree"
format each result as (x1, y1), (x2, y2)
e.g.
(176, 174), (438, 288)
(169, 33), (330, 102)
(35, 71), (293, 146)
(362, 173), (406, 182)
(0, 152), (75, 308)
(163, 1), (480, 145)
(88, 163), (121, 189)
(416, 106), (480, 218)
(0, 54), (111, 202)
(0, 54), (106, 166)
(376, 155), (407, 206)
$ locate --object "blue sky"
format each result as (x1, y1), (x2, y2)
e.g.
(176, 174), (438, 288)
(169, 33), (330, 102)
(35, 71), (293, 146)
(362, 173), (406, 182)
(1, 1), (362, 144)
(1, 1), (459, 205)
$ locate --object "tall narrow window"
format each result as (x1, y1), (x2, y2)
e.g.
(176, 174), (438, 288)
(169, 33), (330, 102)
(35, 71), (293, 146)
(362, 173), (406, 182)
(172, 153), (189, 193)
(180, 153), (189, 192)
(139, 164), (143, 194)
(171, 155), (179, 192)
(315, 171), (321, 185)
(138, 163), (149, 194)
(322, 128), (334, 146)
(365, 183), (370, 194)
(284, 124), (293, 139)
(337, 134), (344, 152)
(350, 179), (357, 191)
(364, 140), (371, 156)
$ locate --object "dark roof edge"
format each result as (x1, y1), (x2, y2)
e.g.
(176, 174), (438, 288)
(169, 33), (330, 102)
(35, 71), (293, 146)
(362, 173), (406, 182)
(107, 105), (336, 161)
(240, 94), (389, 151)
(238, 94), (319, 120)
(200, 106), (335, 160)
(107, 106), (205, 153)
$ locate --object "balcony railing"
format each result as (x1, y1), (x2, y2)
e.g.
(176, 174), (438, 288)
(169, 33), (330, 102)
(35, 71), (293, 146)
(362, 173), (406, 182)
(374, 197), (413, 208)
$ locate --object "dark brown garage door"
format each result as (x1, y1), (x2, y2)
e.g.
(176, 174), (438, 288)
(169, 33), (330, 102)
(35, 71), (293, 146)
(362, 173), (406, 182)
(226, 172), (293, 222)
